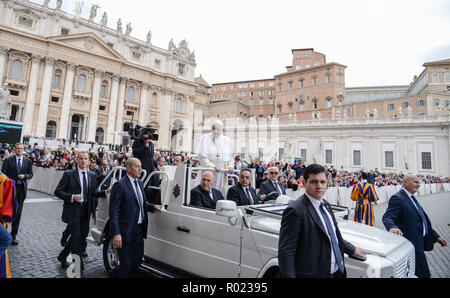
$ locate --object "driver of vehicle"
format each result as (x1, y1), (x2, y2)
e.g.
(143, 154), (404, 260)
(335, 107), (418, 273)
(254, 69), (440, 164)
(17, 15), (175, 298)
(227, 168), (260, 206)
(190, 170), (224, 209)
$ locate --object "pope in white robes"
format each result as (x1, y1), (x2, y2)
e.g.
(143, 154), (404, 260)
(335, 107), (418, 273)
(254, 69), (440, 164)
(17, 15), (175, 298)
(196, 120), (234, 190)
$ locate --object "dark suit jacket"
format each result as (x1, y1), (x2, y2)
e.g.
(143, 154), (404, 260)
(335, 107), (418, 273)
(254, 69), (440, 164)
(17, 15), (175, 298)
(109, 176), (156, 243)
(227, 183), (260, 206)
(1, 156), (33, 194)
(278, 194), (355, 278)
(190, 185), (224, 209)
(382, 189), (440, 278)
(257, 179), (286, 198)
(54, 168), (106, 224)
(96, 167), (112, 188)
(132, 140), (155, 175)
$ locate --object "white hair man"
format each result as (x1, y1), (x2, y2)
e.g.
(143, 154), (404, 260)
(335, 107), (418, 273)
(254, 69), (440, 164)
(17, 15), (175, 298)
(196, 120), (234, 190)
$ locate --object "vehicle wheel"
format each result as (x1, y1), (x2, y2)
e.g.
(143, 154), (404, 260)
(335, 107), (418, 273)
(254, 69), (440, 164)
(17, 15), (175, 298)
(263, 267), (281, 278)
(103, 236), (120, 276)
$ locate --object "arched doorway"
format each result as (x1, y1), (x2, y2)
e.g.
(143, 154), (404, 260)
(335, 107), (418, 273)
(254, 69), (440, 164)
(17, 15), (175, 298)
(46, 121), (57, 139)
(171, 119), (184, 152)
(95, 128), (104, 144)
(70, 115), (81, 141)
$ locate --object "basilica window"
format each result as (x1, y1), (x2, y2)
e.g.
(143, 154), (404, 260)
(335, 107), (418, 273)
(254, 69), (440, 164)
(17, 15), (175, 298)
(53, 73), (61, 88)
(178, 64), (185, 76)
(10, 60), (23, 79)
(418, 99), (425, 107)
(353, 150), (361, 166)
(385, 151), (394, 168)
(101, 82), (108, 97)
(127, 86), (135, 102)
(176, 98), (183, 113)
(77, 74), (87, 92)
(325, 150), (333, 164)
(421, 152), (432, 170)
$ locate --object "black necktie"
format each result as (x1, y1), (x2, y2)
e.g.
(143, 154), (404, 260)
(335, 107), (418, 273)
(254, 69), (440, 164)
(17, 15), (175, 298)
(82, 171), (88, 202)
(411, 195), (429, 235)
(134, 180), (144, 221)
(319, 203), (345, 273)
(245, 187), (254, 205)
(17, 159), (22, 185)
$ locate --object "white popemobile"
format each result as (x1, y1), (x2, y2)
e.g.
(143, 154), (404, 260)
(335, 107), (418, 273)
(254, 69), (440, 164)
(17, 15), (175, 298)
(87, 164), (416, 278)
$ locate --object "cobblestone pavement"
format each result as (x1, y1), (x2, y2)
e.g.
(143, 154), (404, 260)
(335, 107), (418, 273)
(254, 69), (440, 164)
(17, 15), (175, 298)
(5, 190), (450, 278)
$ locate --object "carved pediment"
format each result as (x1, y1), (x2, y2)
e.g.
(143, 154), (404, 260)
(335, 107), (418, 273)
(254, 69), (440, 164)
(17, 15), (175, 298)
(48, 33), (125, 62)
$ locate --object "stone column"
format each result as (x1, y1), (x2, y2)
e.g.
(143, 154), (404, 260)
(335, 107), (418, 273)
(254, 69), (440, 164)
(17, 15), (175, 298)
(81, 115), (88, 141)
(58, 63), (76, 139)
(35, 57), (55, 137)
(68, 113), (73, 140)
(106, 75), (120, 144)
(159, 88), (173, 150)
(87, 70), (103, 142)
(114, 77), (127, 145)
(138, 82), (149, 126)
(17, 106), (24, 122)
(23, 55), (42, 136)
(0, 46), (9, 84)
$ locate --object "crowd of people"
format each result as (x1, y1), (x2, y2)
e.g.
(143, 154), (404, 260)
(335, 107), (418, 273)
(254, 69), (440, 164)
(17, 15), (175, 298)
(1, 143), (448, 189)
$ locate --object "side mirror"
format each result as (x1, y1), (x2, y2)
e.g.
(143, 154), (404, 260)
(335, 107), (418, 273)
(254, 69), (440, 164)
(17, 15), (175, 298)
(216, 200), (238, 225)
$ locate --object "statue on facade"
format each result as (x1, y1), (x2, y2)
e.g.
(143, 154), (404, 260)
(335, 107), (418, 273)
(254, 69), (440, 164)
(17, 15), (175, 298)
(89, 4), (99, 22)
(168, 39), (175, 53)
(100, 12), (108, 26)
(56, 0), (63, 10)
(146, 30), (152, 44)
(373, 109), (378, 118)
(190, 50), (196, 62)
(74, 1), (82, 18)
(42, 0), (50, 8)
(0, 83), (12, 120)
(125, 23), (132, 36)
(117, 18), (123, 33)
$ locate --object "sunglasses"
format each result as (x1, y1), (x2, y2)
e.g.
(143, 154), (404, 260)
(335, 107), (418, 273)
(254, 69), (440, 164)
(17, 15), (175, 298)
(269, 172), (278, 174)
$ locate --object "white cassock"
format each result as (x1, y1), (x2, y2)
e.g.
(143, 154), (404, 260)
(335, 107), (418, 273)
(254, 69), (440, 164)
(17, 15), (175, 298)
(196, 132), (233, 190)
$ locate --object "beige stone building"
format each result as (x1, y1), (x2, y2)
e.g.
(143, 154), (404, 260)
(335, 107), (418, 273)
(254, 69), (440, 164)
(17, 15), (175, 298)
(0, 0), (198, 151)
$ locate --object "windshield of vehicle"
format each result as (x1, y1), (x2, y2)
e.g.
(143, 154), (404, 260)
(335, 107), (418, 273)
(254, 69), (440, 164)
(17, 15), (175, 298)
(246, 204), (289, 216)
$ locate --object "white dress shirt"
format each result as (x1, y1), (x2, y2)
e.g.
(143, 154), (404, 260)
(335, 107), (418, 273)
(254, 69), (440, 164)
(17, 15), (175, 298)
(128, 175), (144, 224)
(71, 168), (89, 203)
(305, 192), (339, 274)
(402, 188), (426, 236)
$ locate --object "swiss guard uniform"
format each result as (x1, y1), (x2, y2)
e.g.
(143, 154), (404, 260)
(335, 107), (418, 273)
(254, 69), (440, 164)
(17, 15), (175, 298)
(0, 172), (16, 278)
(351, 180), (379, 226)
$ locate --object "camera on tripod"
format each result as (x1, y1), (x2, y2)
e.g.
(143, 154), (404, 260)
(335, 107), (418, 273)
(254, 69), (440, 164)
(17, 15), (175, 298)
(128, 125), (159, 141)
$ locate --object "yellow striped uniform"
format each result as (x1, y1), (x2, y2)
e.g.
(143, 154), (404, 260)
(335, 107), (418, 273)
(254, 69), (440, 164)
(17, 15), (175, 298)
(350, 181), (379, 226)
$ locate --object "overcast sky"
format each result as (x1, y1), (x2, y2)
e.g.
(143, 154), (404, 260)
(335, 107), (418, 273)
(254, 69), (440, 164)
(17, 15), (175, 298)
(33, 0), (450, 87)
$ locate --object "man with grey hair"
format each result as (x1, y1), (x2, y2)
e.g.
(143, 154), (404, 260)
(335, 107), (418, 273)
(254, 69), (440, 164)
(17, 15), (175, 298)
(109, 158), (162, 277)
(196, 120), (234, 190)
(383, 174), (447, 278)
(190, 170), (224, 209)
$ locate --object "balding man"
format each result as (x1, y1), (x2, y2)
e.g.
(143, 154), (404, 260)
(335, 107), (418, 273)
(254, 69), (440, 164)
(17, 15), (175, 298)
(109, 158), (162, 278)
(383, 174), (447, 278)
(190, 170), (224, 209)
(257, 166), (286, 202)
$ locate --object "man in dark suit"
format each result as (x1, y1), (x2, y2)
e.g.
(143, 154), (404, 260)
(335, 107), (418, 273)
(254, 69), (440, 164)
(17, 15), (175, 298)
(54, 152), (108, 271)
(382, 174), (447, 278)
(96, 160), (112, 188)
(109, 158), (162, 278)
(278, 164), (366, 278)
(190, 170), (224, 209)
(257, 166), (286, 202)
(132, 139), (155, 177)
(1, 143), (33, 246)
(227, 168), (260, 206)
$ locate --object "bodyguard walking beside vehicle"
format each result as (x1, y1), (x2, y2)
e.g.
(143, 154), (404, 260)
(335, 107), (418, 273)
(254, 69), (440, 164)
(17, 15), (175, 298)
(1, 143), (33, 246)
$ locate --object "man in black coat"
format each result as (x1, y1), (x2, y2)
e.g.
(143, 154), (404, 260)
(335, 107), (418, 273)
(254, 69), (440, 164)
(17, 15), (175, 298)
(383, 174), (447, 278)
(278, 164), (367, 278)
(227, 168), (260, 206)
(109, 158), (162, 278)
(132, 139), (155, 176)
(190, 170), (224, 209)
(54, 152), (108, 271)
(1, 143), (33, 246)
(257, 166), (286, 202)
